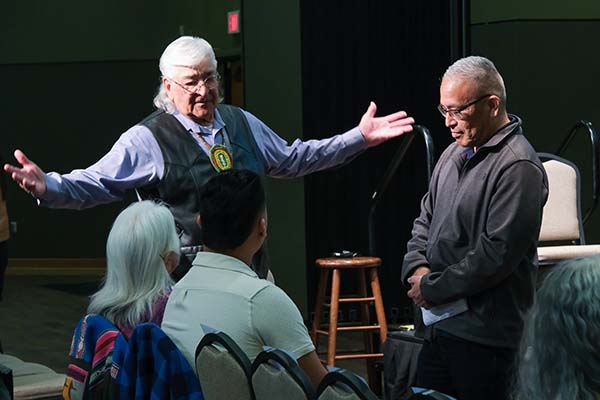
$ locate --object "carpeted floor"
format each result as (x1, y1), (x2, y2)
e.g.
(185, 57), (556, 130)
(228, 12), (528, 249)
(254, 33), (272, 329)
(0, 275), (99, 373)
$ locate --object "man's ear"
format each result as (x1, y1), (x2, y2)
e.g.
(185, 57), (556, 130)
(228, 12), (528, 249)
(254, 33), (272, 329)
(196, 214), (202, 227)
(489, 95), (501, 117)
(162, 76), (171, 91)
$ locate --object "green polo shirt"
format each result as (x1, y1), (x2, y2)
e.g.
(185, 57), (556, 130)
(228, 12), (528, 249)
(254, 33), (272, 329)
(162, 251), (314, 370)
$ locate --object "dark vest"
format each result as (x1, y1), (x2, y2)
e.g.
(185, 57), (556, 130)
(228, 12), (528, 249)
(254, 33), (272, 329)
(137, 104), (265, 247)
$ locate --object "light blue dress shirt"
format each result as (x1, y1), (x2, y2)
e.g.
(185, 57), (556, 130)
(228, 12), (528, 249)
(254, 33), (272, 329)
(41, 108), (367, 209)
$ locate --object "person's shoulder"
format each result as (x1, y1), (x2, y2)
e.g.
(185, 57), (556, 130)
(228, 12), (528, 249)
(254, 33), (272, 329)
(137, 109), (169, 125)
(253, 281), (294, 304)
(118, 124), (158, 150)
(438, 142), (461, 161)
(217, 104), (264, 125)
(504, 129), (541, 164)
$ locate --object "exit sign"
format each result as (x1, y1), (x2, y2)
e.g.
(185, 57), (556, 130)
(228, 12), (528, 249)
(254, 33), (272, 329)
(228, 10), (240, 34)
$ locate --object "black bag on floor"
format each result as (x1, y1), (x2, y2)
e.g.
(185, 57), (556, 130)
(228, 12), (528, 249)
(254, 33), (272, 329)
(383, 330), (424, 400)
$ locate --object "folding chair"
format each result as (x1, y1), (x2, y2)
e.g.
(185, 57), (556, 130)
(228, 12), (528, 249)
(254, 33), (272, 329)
(0, 354), (64, 400)
(537, 152), (600, 265)
(195, 332), (254, 400)
(251, 348), (314, 400)
(316, 369), (378, 400)
(536, 120), (600, 266)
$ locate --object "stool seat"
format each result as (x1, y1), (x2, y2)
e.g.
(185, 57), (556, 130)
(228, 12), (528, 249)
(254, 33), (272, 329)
(311, 256), (387, 394)
(315, 257), (382, 269)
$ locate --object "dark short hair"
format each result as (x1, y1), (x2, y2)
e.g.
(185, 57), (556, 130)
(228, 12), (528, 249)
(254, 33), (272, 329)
(199, 169), (266, 251)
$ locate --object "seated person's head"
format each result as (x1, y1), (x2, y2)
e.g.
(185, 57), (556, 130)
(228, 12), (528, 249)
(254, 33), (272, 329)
(515, 255), (600, 399)
(197, 169), (266, 255)
(89, 200), (180, 327)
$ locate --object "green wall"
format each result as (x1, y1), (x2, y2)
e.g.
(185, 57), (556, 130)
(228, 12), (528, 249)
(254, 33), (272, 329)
(243, 0), (307, 314)
(472, 0), (600, 23)
(1, 0), (242, 63)
(471, 1), (600, 242)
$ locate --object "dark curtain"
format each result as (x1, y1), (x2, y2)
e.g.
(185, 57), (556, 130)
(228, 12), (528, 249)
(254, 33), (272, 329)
(301, 1), (466, 320)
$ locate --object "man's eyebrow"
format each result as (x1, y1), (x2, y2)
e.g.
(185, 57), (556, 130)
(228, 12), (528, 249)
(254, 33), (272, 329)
(180, 73), (200, 80)
(440, 101), (460, 110)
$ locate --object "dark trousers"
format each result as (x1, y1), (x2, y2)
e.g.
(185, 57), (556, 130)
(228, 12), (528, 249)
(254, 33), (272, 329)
(416, 330), (517, 400)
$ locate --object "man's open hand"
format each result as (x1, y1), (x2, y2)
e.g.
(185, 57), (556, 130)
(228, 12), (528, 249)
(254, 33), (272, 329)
(3, 150), (47, 198)
(359, 102), (415, 148)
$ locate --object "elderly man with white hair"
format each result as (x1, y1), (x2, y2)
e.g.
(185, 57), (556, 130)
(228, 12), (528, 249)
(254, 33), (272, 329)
(4, 36), (414, 278)
(401, 56), (548, 400)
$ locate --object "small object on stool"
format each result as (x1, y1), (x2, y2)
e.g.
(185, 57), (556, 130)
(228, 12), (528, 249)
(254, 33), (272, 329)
(311, 256), (387, 394)
(330, 250), (358, 258)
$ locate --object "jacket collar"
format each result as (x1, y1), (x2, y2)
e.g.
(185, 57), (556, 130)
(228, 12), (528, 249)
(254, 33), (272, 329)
(476, 114), (521, 152)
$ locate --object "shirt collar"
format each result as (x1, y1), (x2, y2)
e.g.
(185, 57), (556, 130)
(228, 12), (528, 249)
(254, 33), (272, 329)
(191, 251), (258, 278)
(171, 109), (226, 135)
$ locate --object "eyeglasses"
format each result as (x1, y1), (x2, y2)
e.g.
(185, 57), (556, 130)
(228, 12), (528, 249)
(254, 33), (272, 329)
(437, 94), (493, 120)
(168, 72), (221, 94)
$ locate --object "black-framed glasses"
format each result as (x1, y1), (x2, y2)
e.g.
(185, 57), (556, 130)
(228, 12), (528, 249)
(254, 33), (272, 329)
(169, 72), (221, 95)
(437, 94), (493, 120)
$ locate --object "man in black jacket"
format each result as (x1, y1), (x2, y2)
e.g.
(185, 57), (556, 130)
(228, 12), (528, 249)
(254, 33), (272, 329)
(402, 56), (548, 400)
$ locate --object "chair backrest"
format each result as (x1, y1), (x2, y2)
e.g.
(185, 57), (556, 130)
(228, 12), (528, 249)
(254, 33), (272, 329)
(316, 369), (377, 400)
(195, 332), (254, 400)
(538, 153), (585, 243)
(0, 353), (65, 400)
(251, 348), (315, 400)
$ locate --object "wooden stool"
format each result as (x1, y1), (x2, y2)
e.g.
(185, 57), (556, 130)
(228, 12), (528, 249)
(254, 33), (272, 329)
(311, 256), (388, 391)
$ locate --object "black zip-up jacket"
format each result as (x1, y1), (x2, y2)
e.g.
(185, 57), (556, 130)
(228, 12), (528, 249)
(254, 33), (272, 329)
(402, 115), (548, 348)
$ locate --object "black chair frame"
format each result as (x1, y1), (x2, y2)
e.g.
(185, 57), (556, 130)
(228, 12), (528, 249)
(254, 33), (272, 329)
(195, 331), (255, 400)
(251, 348), (315, 399)
(316, 368), (378, 400)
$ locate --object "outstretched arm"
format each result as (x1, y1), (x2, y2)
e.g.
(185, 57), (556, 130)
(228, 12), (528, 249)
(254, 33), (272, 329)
(3, 150), (47, 198)
(3, 127), (162, 209)
(244, 102), (414, 178)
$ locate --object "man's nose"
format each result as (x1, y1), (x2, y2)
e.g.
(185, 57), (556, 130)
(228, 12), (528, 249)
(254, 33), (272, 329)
(444, 113), (456, 128)
(193, 82), (209, 97)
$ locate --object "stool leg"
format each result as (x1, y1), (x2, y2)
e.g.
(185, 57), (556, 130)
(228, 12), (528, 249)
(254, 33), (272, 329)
(311, 269), (329, 346)
(371, 268), (387, 395)
(327, 268), (340, 366)
(370, 268), (388, 341)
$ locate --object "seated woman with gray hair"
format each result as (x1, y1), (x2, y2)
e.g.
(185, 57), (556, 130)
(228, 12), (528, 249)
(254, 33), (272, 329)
(88, 200), (180, 338)
(513, 256), (600, 400)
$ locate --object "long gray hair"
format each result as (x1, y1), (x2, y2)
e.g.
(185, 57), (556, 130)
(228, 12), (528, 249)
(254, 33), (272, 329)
(88, 201), (179, 328)
(513, 256), (600, 399)
(153, 36), (218, 113)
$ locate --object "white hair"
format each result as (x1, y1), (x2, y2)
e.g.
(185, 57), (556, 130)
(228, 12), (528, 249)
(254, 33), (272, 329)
(153, 36), (218, 112)
(88, 201), (179, 328)
(443, 56), (507, 109)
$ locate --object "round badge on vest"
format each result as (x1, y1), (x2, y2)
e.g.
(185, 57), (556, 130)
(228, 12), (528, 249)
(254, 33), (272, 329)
(209, 144), (233, 172)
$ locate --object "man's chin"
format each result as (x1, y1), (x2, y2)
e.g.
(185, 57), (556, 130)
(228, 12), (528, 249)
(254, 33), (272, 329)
(191, 109), (215, 125)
